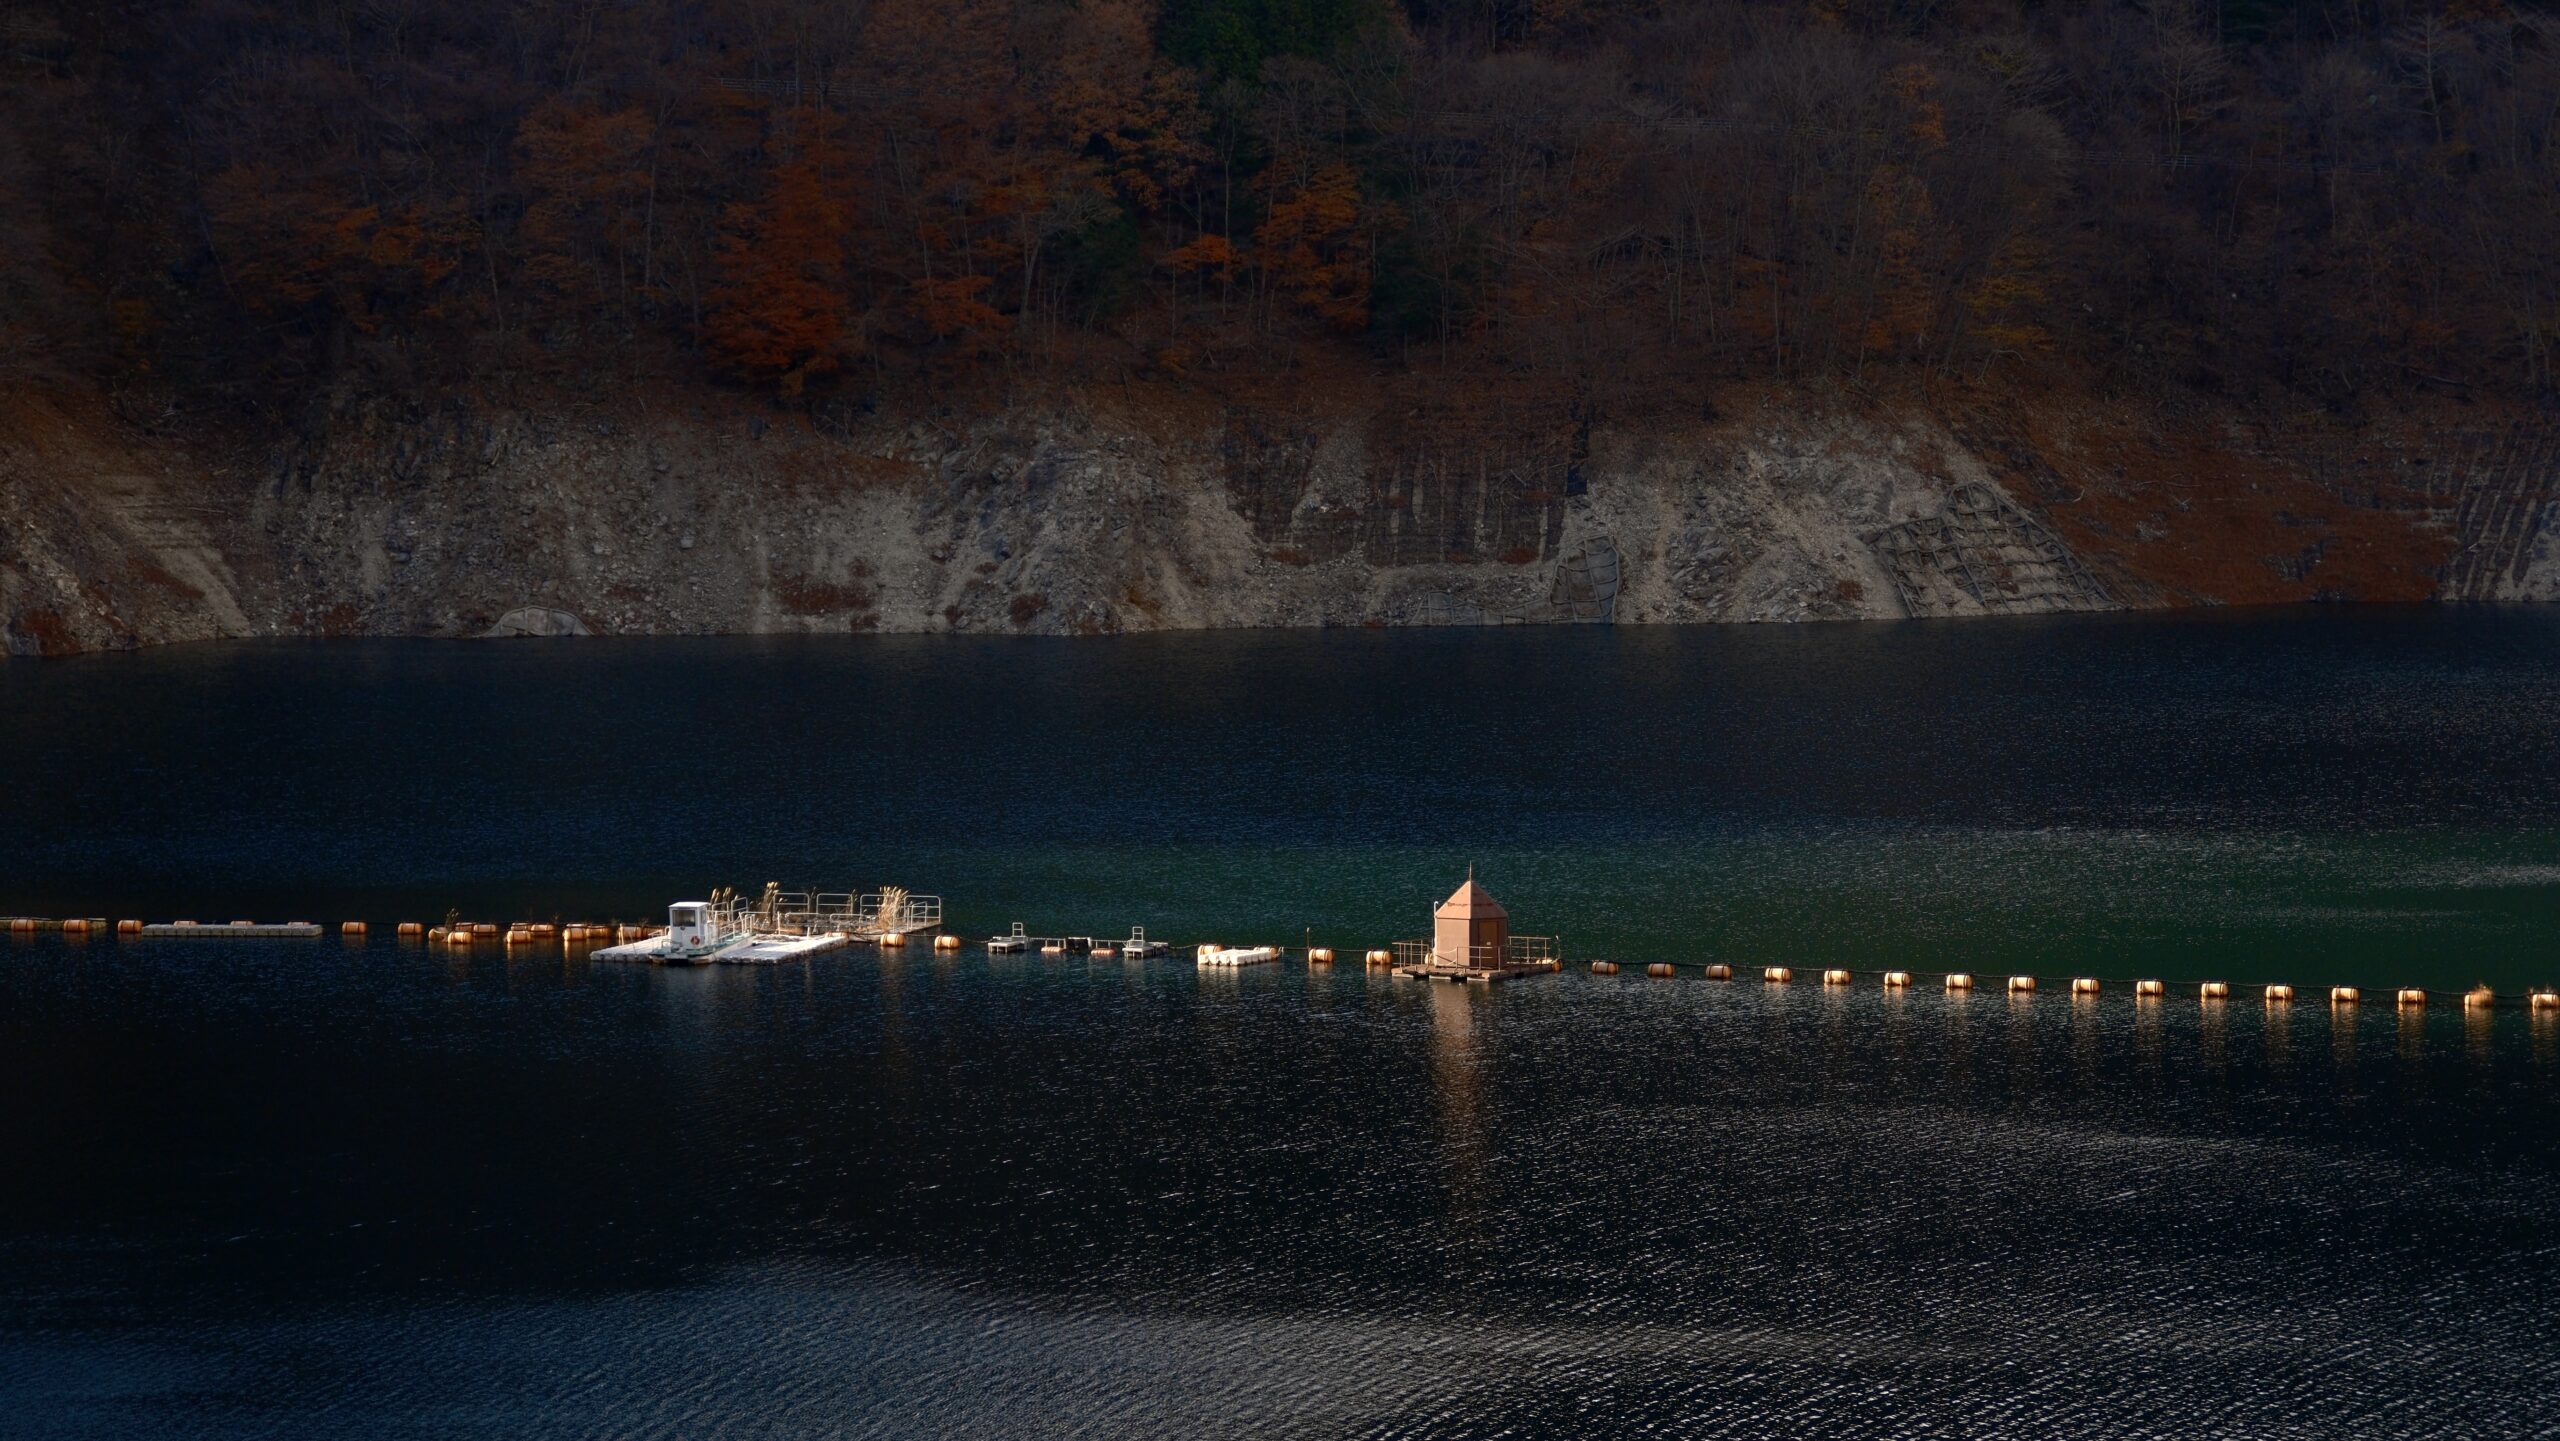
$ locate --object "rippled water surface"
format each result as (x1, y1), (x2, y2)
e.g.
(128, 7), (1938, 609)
(5, 609), (2560, 1437)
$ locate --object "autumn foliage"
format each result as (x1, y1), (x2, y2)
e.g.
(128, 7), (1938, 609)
(0, 0), (2555, 411)
(706, 117), (857, 387)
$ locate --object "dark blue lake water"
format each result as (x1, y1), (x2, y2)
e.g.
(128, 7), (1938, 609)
(4, 609), (2558, 1437)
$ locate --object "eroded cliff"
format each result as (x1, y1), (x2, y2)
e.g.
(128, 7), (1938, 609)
(5, 379), (2552, 656)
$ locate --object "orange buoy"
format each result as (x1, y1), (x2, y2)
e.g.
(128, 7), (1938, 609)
(445, 929), (473, 946)
(1822, 968), (1852, 986)
(61, 918), (89, 934)
(1945, 972), (1974, 991)
(883, 932), (908, 946)
(1647, 963), (1675, 978)
(530, 923), (555, 936)
(231, 920), (256, 928)
(2529, 990), (2558, 1010)
(934, 934), (962, 950)
(2397, 988), (2426, 1007)
(1365, 949), (1392, 967)
(2200, 981), (2229, 1000)
(2264, 984), (2294, 1003)
(2331, 986), (2361, 1005)
(1704, 964), (1733, 980)
(2008, 975), (2036, 993)
(396, 921), (423, 937)
(1764, 966), (1792, 983)
(2072, 977), (2100, 995)
(2134, 979), (2165, 997)
(1309, 948), (1335, 965)
(2464, 986), (2495, 1010)
(1882, 970), (1912, 988)
(471, 923), (497, 937)
(1039, 943), (1063, 955)
(1590, 960), (1619, 975)
(117, 919), (142, 935)
(340, 921), (366, 936)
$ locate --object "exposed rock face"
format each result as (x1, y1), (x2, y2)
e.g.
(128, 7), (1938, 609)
(3, 381), (2550, 655)
(0, 396), (254, 655)
(484, 606), (593, 638)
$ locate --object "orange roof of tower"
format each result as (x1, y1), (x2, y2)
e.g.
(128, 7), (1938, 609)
(1436, 877), (1507, 920)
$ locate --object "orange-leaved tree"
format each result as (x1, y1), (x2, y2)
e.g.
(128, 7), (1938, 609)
(516, 102), (658, 325)
(1161, 231), (1240, 330)
(703, 111), (857, 393)
(202, 165), (473, 335)
(1254, 161), (1370, 333)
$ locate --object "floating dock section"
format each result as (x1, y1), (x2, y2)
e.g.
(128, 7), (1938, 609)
(591, 882), (940, 966)
(596, 930), (851, 965)
(1197, 945), (1280, 969)
(140, 922), (323, 938)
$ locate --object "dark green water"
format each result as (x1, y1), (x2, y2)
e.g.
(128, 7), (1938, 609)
(3, 609), (2559, 1437)
(5, 607), (2558, 991)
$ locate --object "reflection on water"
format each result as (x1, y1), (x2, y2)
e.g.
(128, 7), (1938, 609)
(2004, 992), (2040, 1098)
(1944, 989), (1974, 1096)
(0, 941), (2554, 1437)
(2134, 992), (2165, 1079)
(2071, 992), (2101, 1088)
(1425, 982), (1487, 1218)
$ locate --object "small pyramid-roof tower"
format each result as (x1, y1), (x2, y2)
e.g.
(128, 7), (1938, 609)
(1435, 873), (1508, 920)
(1432, 867), (1510, 969)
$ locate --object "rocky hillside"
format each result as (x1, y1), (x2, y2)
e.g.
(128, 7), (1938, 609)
(4, 379), (2554, 657)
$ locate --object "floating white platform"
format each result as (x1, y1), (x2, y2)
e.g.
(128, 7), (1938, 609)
(591, 932), (851, 965)
(717, 933), (853, 964)
(1196, 945), (1280, 969)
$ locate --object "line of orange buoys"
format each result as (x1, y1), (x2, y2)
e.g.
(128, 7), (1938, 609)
(1561, 960), (2559, 1012)
(6, 914), (2559, 1014)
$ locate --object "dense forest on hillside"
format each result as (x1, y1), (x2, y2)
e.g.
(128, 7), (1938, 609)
(2, 0), (2555, 422)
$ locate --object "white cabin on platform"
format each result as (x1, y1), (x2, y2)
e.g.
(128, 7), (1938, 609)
(667, 901), (715, 951)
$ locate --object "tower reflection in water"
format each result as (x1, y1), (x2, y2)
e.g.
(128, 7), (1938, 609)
(1427, 982), (1490, 1222)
